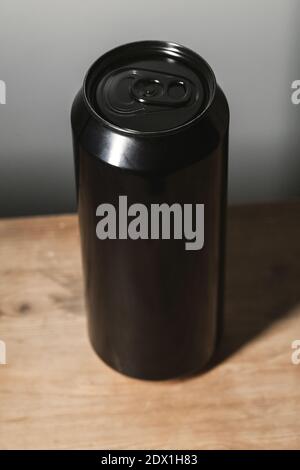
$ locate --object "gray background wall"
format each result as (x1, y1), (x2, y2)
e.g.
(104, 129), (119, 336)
(0, 0), (299, 217)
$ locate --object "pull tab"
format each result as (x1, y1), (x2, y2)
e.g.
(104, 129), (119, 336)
(130, 71), (192, 107)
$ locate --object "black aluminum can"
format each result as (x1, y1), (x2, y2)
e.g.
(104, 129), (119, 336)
(71, 41), (229, 380)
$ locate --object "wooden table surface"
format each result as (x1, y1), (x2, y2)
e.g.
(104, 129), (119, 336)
(0, 203), (300, 450)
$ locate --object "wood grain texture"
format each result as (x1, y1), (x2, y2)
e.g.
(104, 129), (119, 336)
(0, 203), (300, 450)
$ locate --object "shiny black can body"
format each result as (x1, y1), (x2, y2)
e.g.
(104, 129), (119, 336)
(71, 41), (229, 380)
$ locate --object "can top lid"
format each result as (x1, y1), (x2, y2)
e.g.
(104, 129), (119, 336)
(83, 41), (217, 135)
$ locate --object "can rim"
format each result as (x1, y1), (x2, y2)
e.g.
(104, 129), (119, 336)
(83, 40), (217, 136)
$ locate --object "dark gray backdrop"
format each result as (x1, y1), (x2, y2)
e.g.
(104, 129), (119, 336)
(0, 0), (299, 217)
